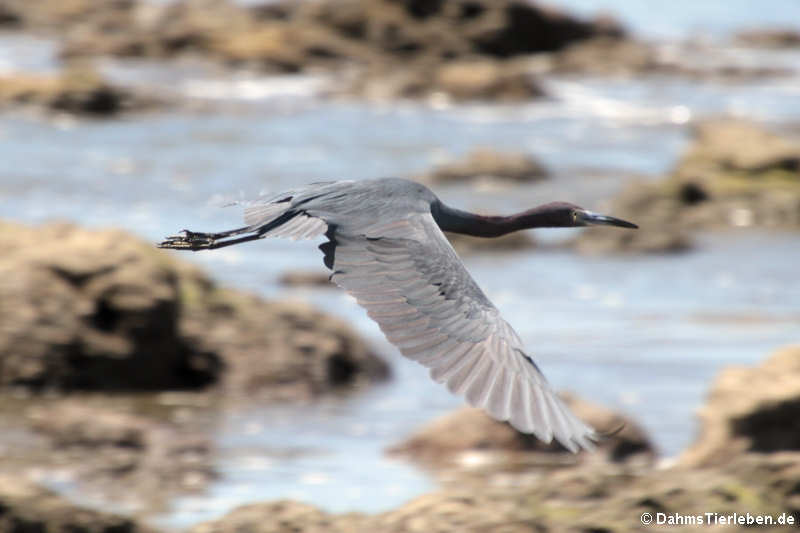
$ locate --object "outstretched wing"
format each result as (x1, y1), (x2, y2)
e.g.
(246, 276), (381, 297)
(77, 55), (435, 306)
(160, 183), (596, 451)
(326, 212), (597, 452)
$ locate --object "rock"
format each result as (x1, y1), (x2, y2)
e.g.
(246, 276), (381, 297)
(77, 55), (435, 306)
(563, 392), (655, 463)
(573, 224), (692, 255)
(680, 345), (800, 468)
(680, 119), (800, 177)
(735, 28), (800, 48)
(387, 393), (654, 468)
(49, 0), (625, 63)
(444, 230), (536, 254)
(345, 58), (547, 101)
(44, 0), (623, 101)
(533, 37), (794, 80)
(422, 148), (548, 184)
(277, 270), (333, 288)
(545, 37), (666, 76)
(0, 65), (154, 116)
(570, 181), (693, 254)
(0, 3), (21, 27)
(669, 119), (800, 230)
(189, 453), (800, 533)
(0, 474), (158, 533)
(25, 401), (216, 507)
(58, 0), (241, 60)
(573, 119), (800, 253)
(28, 403), (150, 449)
(0, 219), (220, 391)
(431, 59), (545, 100)
(352, 58), (547, 101)
(0, 220), (388, 398)
(186, 294), (390, 400)
(189, 500), (363, 533)
(387, 407), (534, 464)
(267, 0), (625, 62)
(13, 0), (138, 31)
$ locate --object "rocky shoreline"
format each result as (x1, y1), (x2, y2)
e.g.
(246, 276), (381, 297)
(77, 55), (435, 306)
(0, 219), (388, 396)
(0, 219), (391, 513)
(3, 336), (797, 533)
(0, 0), (794, 113)
(0, 64), (161, 116)
(178, 344), (800, 533)
(0, 1), (798, 530)
(0, 0), (623, 105)
(0, 220), (796, 531)
(572, 119), (800, 254)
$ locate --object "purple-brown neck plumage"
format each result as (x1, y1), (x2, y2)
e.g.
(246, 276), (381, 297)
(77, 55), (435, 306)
(432, 201), (578, 238)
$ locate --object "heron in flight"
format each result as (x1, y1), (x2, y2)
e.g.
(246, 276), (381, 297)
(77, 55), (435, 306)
(159, 178), (636, 452)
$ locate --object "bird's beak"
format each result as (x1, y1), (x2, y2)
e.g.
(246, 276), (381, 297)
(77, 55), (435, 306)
(578, 210), (638, 229)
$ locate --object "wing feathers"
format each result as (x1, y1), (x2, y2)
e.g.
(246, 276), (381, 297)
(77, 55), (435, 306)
(465, 357), (499, 407)
(239, 192), (596, 452)
(486, 367), (514, 421)
(449, 349), (491, 397)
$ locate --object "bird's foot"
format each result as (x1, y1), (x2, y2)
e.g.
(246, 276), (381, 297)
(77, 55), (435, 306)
(158, 230), (216, 251)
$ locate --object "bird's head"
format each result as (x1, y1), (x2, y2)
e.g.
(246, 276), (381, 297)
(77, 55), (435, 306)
(529, 202), (638, 229)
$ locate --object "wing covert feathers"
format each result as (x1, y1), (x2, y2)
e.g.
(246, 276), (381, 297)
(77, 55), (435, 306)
(328, 212), (597, 453)
(175, 184), (597, 452)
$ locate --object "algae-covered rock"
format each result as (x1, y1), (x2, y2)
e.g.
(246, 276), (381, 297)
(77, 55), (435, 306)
(421, 148), (548, 184)
(184, 292), (389, 401)
(346, 58), (547, 101)
(0, 220), (388, 398)
(189, 500), (363, 533)
(0, 65), (153, 115)
(0, 474), (158, 533)
(48, 0), (622, 101)
(0, 220), (218, 390)
(662, 119), (800, 230)
(26, 400), (216, 508)
(189, 454), (800, 532)
(545, 37), (666, 76)
(431, 59), (545, 101)
(680, 345), (800, 468)
(277, 270), (333, 288)
(388, 393), (655, 469)
(573, 119), (800, 253)
(571, 180), (693, 254)
(735, 28), (800, 48)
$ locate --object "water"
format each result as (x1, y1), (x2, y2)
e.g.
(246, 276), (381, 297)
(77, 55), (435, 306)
(2, 1), (800, 528)
(548, 0), (800, 40)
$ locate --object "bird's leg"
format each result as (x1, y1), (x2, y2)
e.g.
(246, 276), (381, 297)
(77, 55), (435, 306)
(158, 230), (215, 250)
(158, 229), (262, 251)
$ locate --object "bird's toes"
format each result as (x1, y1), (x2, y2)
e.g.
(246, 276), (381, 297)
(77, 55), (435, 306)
(158, 236), (189, 249)
(157, 228), (224, 251)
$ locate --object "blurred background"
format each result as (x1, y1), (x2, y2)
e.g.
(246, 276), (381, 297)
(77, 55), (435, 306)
(0, 0), (799, 532)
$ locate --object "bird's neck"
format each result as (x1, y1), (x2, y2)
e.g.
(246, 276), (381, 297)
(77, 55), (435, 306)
(432, 202), (564, 238)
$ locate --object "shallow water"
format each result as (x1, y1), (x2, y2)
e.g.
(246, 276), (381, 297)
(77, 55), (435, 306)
(2, 1), (800, 528)
(549, 0), (800, 40)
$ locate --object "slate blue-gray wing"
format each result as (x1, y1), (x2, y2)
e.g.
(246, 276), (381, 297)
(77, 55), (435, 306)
(238, 186), (597, 452)
(324, 211), (597, 452)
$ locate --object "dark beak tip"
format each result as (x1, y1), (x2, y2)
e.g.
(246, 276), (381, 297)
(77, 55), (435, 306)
(583, 212), (638, 229)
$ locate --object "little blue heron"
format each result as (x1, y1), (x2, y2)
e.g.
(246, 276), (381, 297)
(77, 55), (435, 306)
(159, 178), (637, 452)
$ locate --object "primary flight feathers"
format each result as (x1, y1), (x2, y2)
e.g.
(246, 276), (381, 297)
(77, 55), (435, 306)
(160, 178), (637, 452)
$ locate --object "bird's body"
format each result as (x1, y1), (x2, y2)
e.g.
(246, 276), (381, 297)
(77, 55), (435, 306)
(160, 178), (636, 452)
